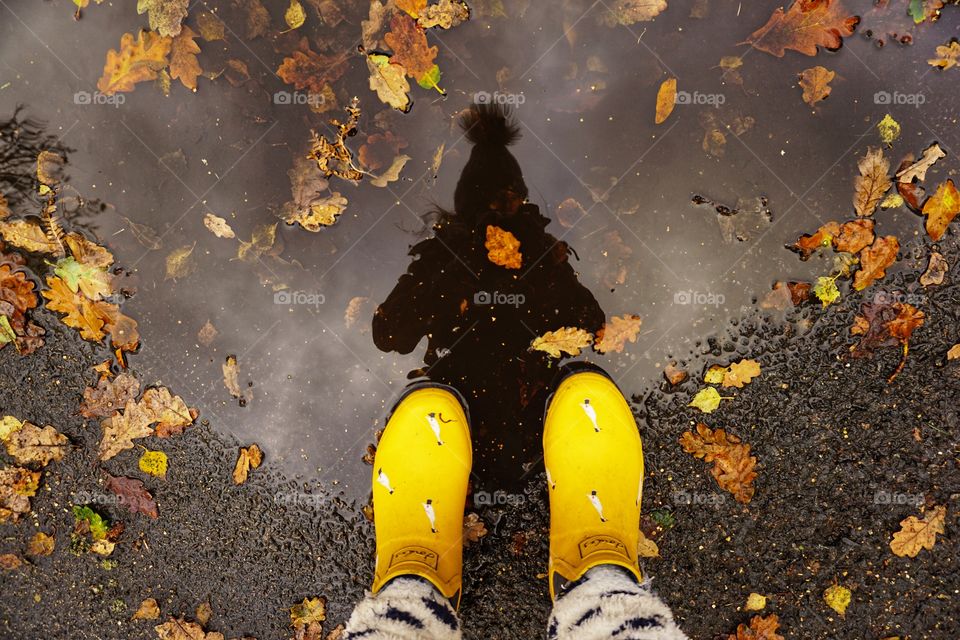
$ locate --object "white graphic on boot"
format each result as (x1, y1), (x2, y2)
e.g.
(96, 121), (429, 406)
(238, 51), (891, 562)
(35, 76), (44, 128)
(426, 412), (454, 445)
(423, 499), (438, 533)
(377, 468), (394, 494)
(546, 467), (556, 490)
(589, 490), (607, 522)
(637, 477), (643, 505)
(580, 399), (600, 432)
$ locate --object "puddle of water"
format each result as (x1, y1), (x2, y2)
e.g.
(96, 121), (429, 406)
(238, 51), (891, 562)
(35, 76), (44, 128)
(1, 0), (957, 498)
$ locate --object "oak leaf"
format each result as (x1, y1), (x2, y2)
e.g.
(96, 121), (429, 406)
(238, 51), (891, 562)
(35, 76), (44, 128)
(921, 179), (960, 241)
(920, 252), (948, 287)
(890, 505), (946, 557)
(597, 0), (668, 26)
(834, 219), (874, 254)
(290, 597), (326, 628)
(384, 14), (440, 86)
(928, 40), (960, 70)
(139, 387), (197, 437)
(97, 30), (172, 96)
(104, 473), (159, 518)
(136, 0), (188, 37)
(397, 0), (427, 17)
(99, 401), (155, 461)
(154, 617), (224, 639)
(233, 444), (263, 484)
(485, 225), (522, 269)
(0, 466), (40, 523)
(463, 512), (488, 546)
(27, 531), (55, 556)
(727, 614), (784, 640)
(853, 147), (891, 217)
(798, 66), (835, 106)
(896, 143), (946, 183)
(594, 314), (642, 354)
(680, 423), (756, 503)
(0, 417), (69, 467)
(418, 0), (471, 29)
(203, 213), (234, 238)
(66, 232), (114, 269)
(790, 221), (840, 259)
(367, 53), (412, 112)
(853, 236), (898, 291)
(721, 359), (761, 388)
(42, 276), (109, 341)
(170, 26), (202, 92)
(530, 327), (593, 358)
(741, 0), (859, 57)
(277, 38), (349, 96)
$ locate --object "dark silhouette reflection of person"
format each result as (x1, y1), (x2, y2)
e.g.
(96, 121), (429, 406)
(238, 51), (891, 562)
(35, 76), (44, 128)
(372, 103), (605, 489)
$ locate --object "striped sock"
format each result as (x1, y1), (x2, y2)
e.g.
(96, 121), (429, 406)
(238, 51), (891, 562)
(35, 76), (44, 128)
(344, 577), (461, 640)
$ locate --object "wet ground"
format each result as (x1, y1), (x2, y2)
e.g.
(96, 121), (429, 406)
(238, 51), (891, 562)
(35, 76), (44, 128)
(1, 0), (959, 638)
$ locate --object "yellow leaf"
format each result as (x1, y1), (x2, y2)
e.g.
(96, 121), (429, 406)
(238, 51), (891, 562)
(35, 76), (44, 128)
(688, 387), (727, 413)
(921, 179), (960, 242)
(41, 276), (110, 341)
(530, 327), (594, 359)
(890, 505), (947, 557)
(947, 344), (960, 360)
(704, 365), (726, 384)
(0, 219), (62, 254)
(722, 359), (761, 388)
(367, 53), (411, 112)
(928, 40), (960, 70)
(283, 193), (348, 232)
(97, 30), (172, 96)
(27, 531), (55, 557)
(397, 0), (427, 18)
(877, 114), (900, 146)
(132, 598), (160, 620)
(745, 592), (767, 611)
(232, 444), (262, 484)
(418, 0), (471, 29)
(637, 531), (659, 558)
(290, 596), (326, 628)
(138, 449), (168, 479)
(814, 275), (840, 307)
(823, 584), (851, 615)
(203, 213), (235, 238)
(285, 0), (306, 29)
(655, 77), (677, 125)
(165, 243), (197, 280)
(485, 225), (522, 269)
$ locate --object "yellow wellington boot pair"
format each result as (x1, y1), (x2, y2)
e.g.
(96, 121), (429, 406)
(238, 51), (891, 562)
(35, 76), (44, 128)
(369, 370), (644, 607)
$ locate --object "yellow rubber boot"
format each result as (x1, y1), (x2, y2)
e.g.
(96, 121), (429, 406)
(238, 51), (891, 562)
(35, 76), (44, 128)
(370, 384), (472, 608)
(543, 370), (644, 600)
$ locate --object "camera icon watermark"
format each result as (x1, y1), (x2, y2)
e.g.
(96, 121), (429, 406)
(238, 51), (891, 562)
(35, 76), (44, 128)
(474, 490), (525, 507)
(673, 290), (725, 307)
(873, 490), (923, 507)
(872, 290), (925, 306)
(873, 91), (925, 107)
(273, 91), (326, 107)
(474, 290), (525, 308)
(473, 91), (526, 106)
(274, 290), (325, 308)
(671, 490), (726, 506)
(74, 91), (125, 108)
(675, 90), (725, 107)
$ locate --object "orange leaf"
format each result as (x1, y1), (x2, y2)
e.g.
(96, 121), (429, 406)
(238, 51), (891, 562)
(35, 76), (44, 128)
(277, 37), (349, 95)
(485, 225), (522, 269)
(594, 314), (642, 354)
(97, 30), (172, 96)
(170, 25), (202, 91)
(853, 147), (891, 217)
(798, 66), (835, 106)
(921, 179), (960, 241)
(655, 78), (677, 125)
(742, 0), (859, 57)
(727, 614), (785, 640)
(790, 221), (839, 259)
(384, 14), (438, 81)
(41, 276), (109, 341)
(680, 423), (757, 504)
(834, 219), (874, 254)
(853, 235), (898, 291)
(397, 0), (427, 18)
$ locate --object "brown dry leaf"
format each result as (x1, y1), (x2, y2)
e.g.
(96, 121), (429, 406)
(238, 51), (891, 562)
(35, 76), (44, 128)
(105, 473), (159, 519)
(0, 417), (69, 467)
(0, 219), (63, 254)
(27, 531), (55, 556)
(928, 40), (960, 70)
(921, 179), (960, 241)
(195, 601), (212, 627)
(741, 0), (859, 57)
(637, 530), (660, 558)
(203, 213), (235, 239)
(484, 225), (522, 269)
(0, 553), (22, 570)
(920, 252), (948, 287)
(290, 596), (326, 630)
(418, 0), (470, 29)
(890, 505), (947, 557)
(0, 466), (40, 524)
(947, 344), (960, 360)
(170, 26), (202, 92)
(854, 147), (891, 217)
(655, 78), (677, 125)
(384, 14), (439, 83)
(237, 0), (270, 39)
(594, 314), (642, 354)
(277, 38), (349, 96)
(97, 30), (172, 96)
(791, 221), (840, 259)
(530, 327), (594, 359)
(165, 243), (197, 280)
(81, 373), (141, 418)
(397, 0), (427, 17)
(132, 598), (160, 620)
(597, 0), (668, 26)
(154, 617), (223, 639)
(664, 362), (688, 385)
(760, 281), (811, 310)
(344, 296), (370, 328)
(98, 388), (196, 460)
(233, 444), (263, 485)
(722, 359), (761, 388)
(66, 232), (114, 269)
(366, 53), (412, 112)
(798, 66), (835, 106)
(834, 219), (875, 254)
(42, 276), (109, 341)
(727, 613), (785, 640)
(680, 423), (757, 504)
(223, 355), (247, 405)
(98, 402), (155, 461)
(307, 99), (363, 181)
(896, 143), (946, 183)
(139, 387), (197, 437)
(853, 236), (899, 291)
(196, 11), (226, 41)
(198, 320), (218, 346)
(463, 512), (488, 546)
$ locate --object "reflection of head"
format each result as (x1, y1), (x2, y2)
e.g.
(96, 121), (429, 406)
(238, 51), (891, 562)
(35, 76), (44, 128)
(454, 104), (528, 216)
(373, 103), (605, 489)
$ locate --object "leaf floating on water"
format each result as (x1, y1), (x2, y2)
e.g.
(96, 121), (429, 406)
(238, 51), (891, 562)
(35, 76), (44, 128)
(418, 0), (471, 29)
(0, 219), (64, 254)
(721, 359), (762, 388)
(284, 192), (348, 231)
(484, 225), (522, 269)
(165, 243), (197, 280)
(136, 0), (188, 37)
(741, 0), (859, 57)
(367, 53), (412, 112)
(285, 0), (307, 30)
(853, 147), (891, 217)
(369, 154), (410, 187)
(385, 14), (442, 89)
(202, 213), (235, 238)
(798, 66), (834, 106)
(233, 444), (262, 485)
(196, 11), (225, 41)
(921, 179), (960, 241)
(236, 0), (270, 39)
(54, 256), (112, 301)
(197, 320), (218, 346)
(654, 78), (676, 125)
(122, 216), (163, 251)
(97, 30), (172, 96)
(688, 387), (729, 414)
(237, 223), (280, 262)
(169, 25), (202, 92)
(596, 0), (668, 26)
(928, 40), (960, 70)
(530, 327), (593, 359)
(890, 505), (946, 557)
(680, 423), (757, 503)
(222, 355), (247, 405)
(876, 113), (900, 147)
(307, 99), (363, 181)
(896, 143), (946, 183)
(594, 314), (642, 354)
(853, 236), (898, 291)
